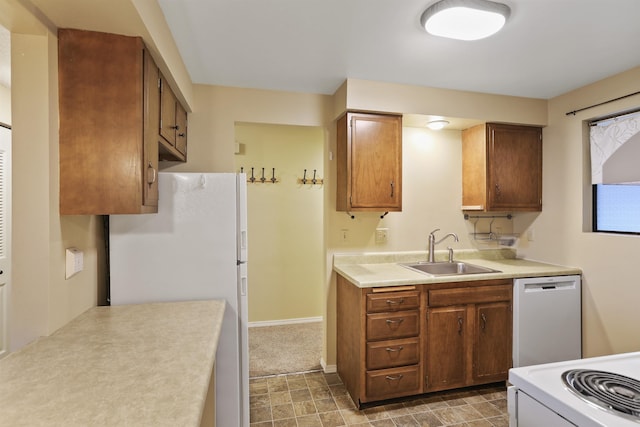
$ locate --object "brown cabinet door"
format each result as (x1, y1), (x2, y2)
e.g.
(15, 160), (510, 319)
(175, 102), (187, 157)
(160, 76), (177, 147)
(487, 123), (542, 211)
(350, 114), (402, 209)
(473, 301), (512, 383)
(143, 49), (159, 208)
(426, 306), (467, 391)
(58, 29), (156, 214)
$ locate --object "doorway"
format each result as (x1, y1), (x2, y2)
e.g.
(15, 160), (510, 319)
(234, 122), (324, 376)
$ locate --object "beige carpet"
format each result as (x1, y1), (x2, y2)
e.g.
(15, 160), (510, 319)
(249, 321), (322, 378)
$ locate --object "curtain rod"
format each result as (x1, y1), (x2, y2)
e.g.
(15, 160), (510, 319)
(565, 90), (640, 116)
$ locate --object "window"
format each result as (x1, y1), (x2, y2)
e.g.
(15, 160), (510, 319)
(594, 184), (640, 233)
(590, 110), (640, 234)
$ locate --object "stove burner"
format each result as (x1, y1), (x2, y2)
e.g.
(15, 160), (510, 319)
(562, 369), (640, 421)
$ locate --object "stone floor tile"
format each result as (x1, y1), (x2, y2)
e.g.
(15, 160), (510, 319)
(297, 413), (324, 427)
(412, 411), (443, 427)
(294, 400), (319, 417)
(290, 388), (313, 402)
(390, 414), (420, 427)
(251, 405), (272, 423)
(318, 410), (347, 427)
(272, 403), (296, 420)
(273, 418), (297, 427)
(270, 390), (293, 405)
(315, 397), (339, 413)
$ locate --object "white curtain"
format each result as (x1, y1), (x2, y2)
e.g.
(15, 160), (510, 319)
(590, 111), (640, 184)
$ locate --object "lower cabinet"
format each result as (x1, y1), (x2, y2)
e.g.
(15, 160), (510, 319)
(337, 274), (512, 407)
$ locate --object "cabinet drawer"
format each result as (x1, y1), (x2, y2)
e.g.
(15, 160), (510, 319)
(429, 285), (512, 307)
(367, 290), (420, 313)
(365, 365), (421, 400)
(367, 311), (419, 341)
(366, 337), (419, 370)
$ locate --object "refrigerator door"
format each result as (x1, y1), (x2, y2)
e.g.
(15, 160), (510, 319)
(109, 172), (248, 427)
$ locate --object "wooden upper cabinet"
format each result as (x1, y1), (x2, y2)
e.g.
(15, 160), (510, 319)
(337, 112), (402, 212)
(462, 123), (542, 212)
(159, 76), (187, 161)
(58, 29), (158, 215)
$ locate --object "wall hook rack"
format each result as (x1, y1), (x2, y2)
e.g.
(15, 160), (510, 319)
(241, 166), (278, 183)
(297, 169), (324, 185)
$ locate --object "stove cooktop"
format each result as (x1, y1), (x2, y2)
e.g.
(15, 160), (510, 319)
(509, 351), (640, 427)
(563, 369), (640, 422)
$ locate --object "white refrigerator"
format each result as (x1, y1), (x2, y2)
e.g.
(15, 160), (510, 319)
(109, 172), (249, 427)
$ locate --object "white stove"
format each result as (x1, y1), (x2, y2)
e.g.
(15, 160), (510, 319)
(508, 351), (640, 426)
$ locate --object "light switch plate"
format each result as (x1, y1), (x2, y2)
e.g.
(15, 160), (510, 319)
(65, 247), (83, 279)
(375, 228), (388, 244)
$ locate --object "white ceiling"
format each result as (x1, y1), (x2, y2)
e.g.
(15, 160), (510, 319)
(157, 0), (640, 99)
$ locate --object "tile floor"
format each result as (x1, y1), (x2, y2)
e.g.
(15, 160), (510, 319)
(249, 371), (509, 427)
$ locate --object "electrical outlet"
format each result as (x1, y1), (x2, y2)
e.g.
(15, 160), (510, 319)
(527, 228), (535, 241)
(375, 228), (388, 244)
(65, 247), (83, 279)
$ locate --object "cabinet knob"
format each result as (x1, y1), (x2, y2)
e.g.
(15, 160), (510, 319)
(178, 133), (186, 137)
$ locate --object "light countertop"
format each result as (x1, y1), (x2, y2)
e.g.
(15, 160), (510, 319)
(0, 300), (225, 426)
(333, 249), (582, 288)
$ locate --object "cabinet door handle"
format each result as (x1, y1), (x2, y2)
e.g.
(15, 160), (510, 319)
(385, 346), (404, 352)
(385, 298), (404, 306)
(178, 133), (186, 137)
(390, 181), (394, 198)
(385, 374), (404, 381)
(457, 317), (463, 335)
(385, 318), (404, 325)
(481, 313), (487, 330)
(147, 162), (157, 185)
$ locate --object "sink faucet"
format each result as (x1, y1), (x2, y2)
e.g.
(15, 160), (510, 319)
(428, 229), (459, 263)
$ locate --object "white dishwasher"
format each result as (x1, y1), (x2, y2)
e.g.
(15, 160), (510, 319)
(513, 275), (582, 368)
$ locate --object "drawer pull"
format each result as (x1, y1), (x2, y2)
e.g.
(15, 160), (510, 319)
(458, 317), (463, 334)
(385, 374), (404, 381)
(386, 298), (404, 305)
(385, 346), (404, 352)
(385, 318), (404, 325)
(481, 313), (487, 330)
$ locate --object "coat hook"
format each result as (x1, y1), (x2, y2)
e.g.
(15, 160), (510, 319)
(271, 168), (277, 183)
(249, 167), (255, 183)
(302, 169), (307, 184)
(312, 169), (317, 184)
(260, 167), (266, 183)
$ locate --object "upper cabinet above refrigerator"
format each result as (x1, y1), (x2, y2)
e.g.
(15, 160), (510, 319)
(462, 123), (542, 212)
(58, 29), (188, 215)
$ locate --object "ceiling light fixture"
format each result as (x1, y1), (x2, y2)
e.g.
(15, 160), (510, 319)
(420, 0), (511, 41)
(426, 120), (450, 130)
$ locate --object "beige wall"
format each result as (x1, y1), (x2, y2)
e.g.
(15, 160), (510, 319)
(517, 66), (640, 357)
(234, 123), (324, 323)
(0, 84), (9, 124)
(9, 28), (103, 351)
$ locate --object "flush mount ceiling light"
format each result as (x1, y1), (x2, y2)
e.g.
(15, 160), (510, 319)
(421, 0), (511, 41)
(426, 120), (450, 130)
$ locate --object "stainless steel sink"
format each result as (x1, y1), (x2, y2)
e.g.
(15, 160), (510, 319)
(400, 261), (500, 276)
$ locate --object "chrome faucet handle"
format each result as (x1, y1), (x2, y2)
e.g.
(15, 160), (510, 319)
(447, 246), (454, 263)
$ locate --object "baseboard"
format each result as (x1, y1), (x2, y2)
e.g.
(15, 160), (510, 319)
(320, 357), (337, 374)
(249, 316), (323, 328)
